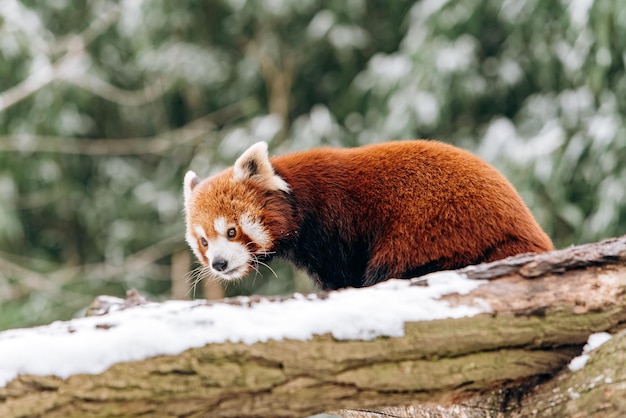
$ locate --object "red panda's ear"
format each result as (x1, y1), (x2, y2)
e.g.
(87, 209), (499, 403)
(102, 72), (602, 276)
(233, 142), (290, 192)
(183, 170), (200, 207)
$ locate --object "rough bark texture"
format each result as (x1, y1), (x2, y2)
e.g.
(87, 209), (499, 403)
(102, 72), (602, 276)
(1, 235), (626, 418)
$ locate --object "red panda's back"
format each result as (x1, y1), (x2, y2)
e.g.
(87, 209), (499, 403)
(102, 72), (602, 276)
(270, 140), (553, 285)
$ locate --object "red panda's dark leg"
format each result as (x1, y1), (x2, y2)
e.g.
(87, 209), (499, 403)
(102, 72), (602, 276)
(362, 260), (394, 287)
(362, 236), (409, 286)
(363, 239), (439, 287)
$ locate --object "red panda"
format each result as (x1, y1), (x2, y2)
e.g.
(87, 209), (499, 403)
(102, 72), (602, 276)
(183, 140), (553, 290)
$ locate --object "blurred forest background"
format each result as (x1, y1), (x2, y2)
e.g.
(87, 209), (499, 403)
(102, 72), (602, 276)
(1, 0), (625, 330)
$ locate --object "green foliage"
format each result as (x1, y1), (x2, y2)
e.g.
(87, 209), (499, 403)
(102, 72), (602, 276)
(1, 0), (624, 329)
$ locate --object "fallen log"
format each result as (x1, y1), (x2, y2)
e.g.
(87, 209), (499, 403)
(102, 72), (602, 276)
(1, 235), (625, 418)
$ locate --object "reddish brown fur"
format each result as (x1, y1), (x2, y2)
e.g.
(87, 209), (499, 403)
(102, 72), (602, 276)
(186, 140), (553, 290)
(186, 173), (289, 260)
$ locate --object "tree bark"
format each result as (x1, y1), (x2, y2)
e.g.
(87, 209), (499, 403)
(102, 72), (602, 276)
(1, 235), (626, 418)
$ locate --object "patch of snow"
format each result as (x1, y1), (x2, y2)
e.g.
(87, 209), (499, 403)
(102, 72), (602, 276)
(219, 127), (252, 158)
(290, 105), (343, 149)
(477, 117), (519, 163)
(498, 58), (523, 85)
(345, 112), (364, 133)
(251, 114), (283, 141)
(307, 10), (335, 39)
(0, 0), (52, 56)
(410, 0), (451, 21)
(566, 0), (594, 27)
(568, 332), (612, 372)
(413, 91), (440, 126)
(0, 271), (489, 387)
(263, 0), (290, 16)
(224, 0), (246, 11)
(478, 117), (564, 173)
(554, 30), (593, 74)
(365, 54), (412, 86)
(435, 35), (477, 73)
(328, 25), (369, 50)
(587, 114), (618, 146)
(498, 0), (530, 23)
(567, 386), (581, 399)
(309, 105), (335, 137)
(138, 43), (229, 86)
(118, 0), (146, 37)
(155, 191), (180, 219)
(559, 87), (594, 126)
(568, 354), (590, 372)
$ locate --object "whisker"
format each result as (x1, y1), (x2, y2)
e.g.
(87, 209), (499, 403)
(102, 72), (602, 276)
(184, 265), (206, 298)
(201, 269), (226, 297)
(251, 252), (278, 279)
(185, 267), (203, 298)
(184, 265), (203, 284)
(250, 255), (262, 275)
(256, 260), (278, 278)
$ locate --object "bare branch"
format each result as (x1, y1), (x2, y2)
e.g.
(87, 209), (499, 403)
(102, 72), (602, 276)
(0, 233), (185, 303)
(0, 4), (121, 113)
(50, 4), (121, 55)
(0, 66), (56, 112)
(66, 73), (177, 107)
(0, 98), (252, 155)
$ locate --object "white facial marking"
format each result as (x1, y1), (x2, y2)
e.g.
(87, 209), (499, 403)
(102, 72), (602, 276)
(214, 217), (227, 235)
(186, 225), (209, 261)
(186, 216), (268, 281)
(206, 236), (251, 280)
(239, 213), (271, 250)
(185, 230), (199, 256)
(194, 225), (208, 241)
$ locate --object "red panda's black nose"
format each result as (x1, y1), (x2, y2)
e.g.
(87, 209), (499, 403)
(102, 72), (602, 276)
(212, 257), (229, 272)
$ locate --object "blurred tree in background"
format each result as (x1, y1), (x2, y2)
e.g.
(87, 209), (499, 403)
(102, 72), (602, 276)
(0, 0), (624, 330)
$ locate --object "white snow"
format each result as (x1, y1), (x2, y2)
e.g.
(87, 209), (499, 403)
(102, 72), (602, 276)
(307, 10), (335, 39)
(498, 58), (523, 85)
(411, 0), (451, 21)
(587, 114), (618, 145)
(328, 25), (369, 50)
(478, 117), (565, 178)
(435, 35), (477, 73)
(137, 42), (229, 86)
(567, 0), (595, 27)
(251, 114), (283, 141)
(356, 53), (412, 91)
(413, 91), (440, 126)
(0, 271), (489, 387)
(568, 332), (612, 372)
(118, 0), (146, 37)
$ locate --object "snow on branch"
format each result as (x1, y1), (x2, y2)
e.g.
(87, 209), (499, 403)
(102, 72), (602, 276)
(1, 235), (625, 417)
(0, 271), (486, 387)
(0, 3), (179, 112)
(0, 4), (121, 112)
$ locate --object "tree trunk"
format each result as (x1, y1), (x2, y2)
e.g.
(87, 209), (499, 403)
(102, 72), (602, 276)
(1, 235), (626, 418)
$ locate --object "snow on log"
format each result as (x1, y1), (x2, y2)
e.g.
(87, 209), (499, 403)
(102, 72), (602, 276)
(1, 235), (626, 418)
(0, 271), (486, 387)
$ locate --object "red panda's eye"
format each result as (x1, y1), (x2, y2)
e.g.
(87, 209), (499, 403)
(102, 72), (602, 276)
(200, 237), (208, 247)
(227, 228), (237, 239)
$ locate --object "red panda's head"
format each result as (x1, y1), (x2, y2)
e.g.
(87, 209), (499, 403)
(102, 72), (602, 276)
(183, 142), (290, 281)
